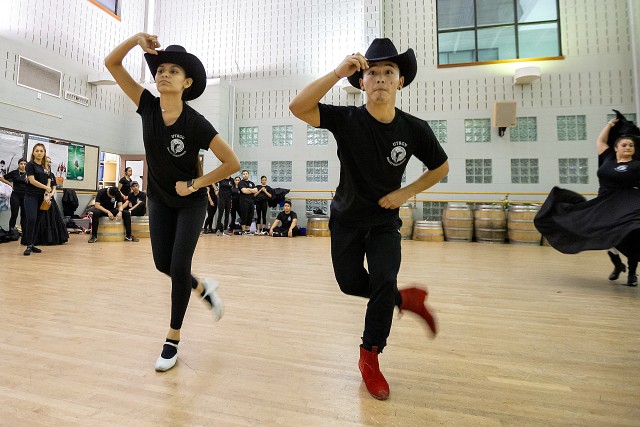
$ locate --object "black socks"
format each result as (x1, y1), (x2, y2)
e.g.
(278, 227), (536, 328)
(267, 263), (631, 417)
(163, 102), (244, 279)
(161, 338), (179, 359)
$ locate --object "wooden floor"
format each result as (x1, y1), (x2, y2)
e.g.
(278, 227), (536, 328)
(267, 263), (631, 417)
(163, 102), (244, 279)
(0, 233), (639, 426)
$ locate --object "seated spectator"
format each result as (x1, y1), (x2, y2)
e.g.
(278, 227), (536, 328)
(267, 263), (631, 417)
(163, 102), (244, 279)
(269, 200), (301, 237)
(88, 186), (139, 243)
(125, 181), (147, 216)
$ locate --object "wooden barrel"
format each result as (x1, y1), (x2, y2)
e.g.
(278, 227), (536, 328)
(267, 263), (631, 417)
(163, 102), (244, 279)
(474, 205), (506, 244)
(306, 216), (330, 237)
(507, 205), (542, 245)
(97, 218), (125, 242)
(131, 216), (150, 238)
(413, 221), (444, 242)
(399, 204), (414, 240)
(442, 202), (473, 242)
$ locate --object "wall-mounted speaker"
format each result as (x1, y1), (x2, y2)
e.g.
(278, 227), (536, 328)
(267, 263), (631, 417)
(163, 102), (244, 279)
(493, 101), (517, 136)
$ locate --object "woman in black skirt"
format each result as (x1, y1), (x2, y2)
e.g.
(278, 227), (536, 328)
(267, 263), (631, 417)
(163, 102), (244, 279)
(34, 156), (68, 246)
(106, 33), (240, 371)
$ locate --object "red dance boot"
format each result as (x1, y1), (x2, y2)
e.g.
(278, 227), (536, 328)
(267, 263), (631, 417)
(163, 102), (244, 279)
(399, 286), (438, 336)
(358, 346), (390, 400)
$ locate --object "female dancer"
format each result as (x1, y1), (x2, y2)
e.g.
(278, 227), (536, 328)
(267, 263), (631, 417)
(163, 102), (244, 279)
(23, 144), (51, 255)
(106, 33), (240, 371)
(34, 156), (68, 245)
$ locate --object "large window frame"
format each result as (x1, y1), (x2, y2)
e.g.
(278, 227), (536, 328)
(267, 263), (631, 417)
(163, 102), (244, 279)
(88, 0), (121, 20)
(436, 0), (562, 67)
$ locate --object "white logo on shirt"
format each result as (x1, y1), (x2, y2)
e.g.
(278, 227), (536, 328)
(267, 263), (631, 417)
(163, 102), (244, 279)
(614, 165), (628, 172)
(168, 135), (186, 157)
(387, 141), (407, 166)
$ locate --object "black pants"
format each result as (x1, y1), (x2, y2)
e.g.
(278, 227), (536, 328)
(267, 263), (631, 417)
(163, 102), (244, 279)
(23, 193), (45, 246)
(203, 201), (217, 231)
(90, 208), (132, 237)
(239, 198), (254, 227)
(9, 191), (26, 229)
(272, 226), (301, 237)
(148, 197), (206, 330)
(330, 217), (403, 351)
(216, 193), (231, 232)
(255, 199), (269, 228)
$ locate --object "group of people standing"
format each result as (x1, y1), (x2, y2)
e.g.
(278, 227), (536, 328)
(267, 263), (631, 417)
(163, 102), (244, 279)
(0, 147), (69, 255)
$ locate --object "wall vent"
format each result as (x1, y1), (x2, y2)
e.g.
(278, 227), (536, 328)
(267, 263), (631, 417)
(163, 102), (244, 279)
(64, 91), (90, 107)
(17, 56), (62, 97)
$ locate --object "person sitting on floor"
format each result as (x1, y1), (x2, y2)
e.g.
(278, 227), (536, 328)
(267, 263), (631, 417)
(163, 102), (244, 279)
(269, 200), (301, 237)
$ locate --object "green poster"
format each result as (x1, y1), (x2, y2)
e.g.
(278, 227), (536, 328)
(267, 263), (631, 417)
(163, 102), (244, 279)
(67, 143), (85, 181)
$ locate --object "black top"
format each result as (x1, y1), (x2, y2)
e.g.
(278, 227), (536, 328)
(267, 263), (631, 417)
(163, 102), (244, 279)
(119, 177), (132, 197)
(231, 184), (240, 200)
(3, 169), (28, 194)
(95, 188), (123, 211)
(217, 177), (233, 197)
(318, 104), (448, 226)
(136, 89), (218, 207)
(207, 184), (218, 203)
(129, 191), (147, 213)
(25, 161), (49, 196)
(597, 148), (640, 195)
(255, 184), (272, 202)
(276, 210), (297, 230)
(238, 179), (255, 201)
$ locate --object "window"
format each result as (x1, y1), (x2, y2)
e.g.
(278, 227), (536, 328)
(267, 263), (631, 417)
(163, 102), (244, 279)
(559, 158), (588, 184)
(239, 161), (258, 182)
(272, 125), (293, 146)
(306, 160), (329, 182)
(306, 199), (329, 214)
(239, 127), (259, 148)
(423, 202), (446, 221)
(511, 158), (539, 183)
(607, 113), (637, 123)
(557, 115), (586, 141)
(427, 120), (448, 144)
(271, 161), (292, 182)
(437, 0), (561, 65)
(466, 159), (492, 183)
(465, 119), (491, 142)
(88, 0), (120, 18)
(307, 125), (329, 145)
(510, 117), (537, 142)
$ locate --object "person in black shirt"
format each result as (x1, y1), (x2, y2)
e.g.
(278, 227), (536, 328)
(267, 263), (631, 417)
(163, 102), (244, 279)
(125, 181), (146, 216)
(254, 175), (272, 234)
(215, 175), (233, 234)
(269, 200), (300, 237)
(230, 176), (241, 232)
(88, 186), (137, 243)
(106, 33), (240, 372)
(34, 156), (68, 246)
(290, 38), (449, 400)
(238, 170), (257, 234)
(118, 167), (133, 199)
(202, 184), (218, 233)
(0, 158), (28, 230)
(23, 144), (52, 255)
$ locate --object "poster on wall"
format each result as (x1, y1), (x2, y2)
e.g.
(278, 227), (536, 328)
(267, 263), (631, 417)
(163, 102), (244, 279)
(27, 135), (86, 186)
(67, 143), (85, 181)
(0, 128), (26, 176)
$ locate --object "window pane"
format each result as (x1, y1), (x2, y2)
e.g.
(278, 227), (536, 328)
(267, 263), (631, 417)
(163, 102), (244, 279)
(518, 23), (559, 57)
(477, 0), (515, 26)
(439, 31), (476, 64)
(478, 26), (516, 61)
(437, 0), (475, 30)
(517, 0), (557, 23)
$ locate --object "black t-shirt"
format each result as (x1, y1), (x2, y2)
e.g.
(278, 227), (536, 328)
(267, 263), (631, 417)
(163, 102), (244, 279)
(25, 161), (50, 196)
(119, 177), (132, 197)
(136, 89), (218, 207)
(217, 178), (233, 197)
(318, 104), (448, 226)
(255, 184), (272, 202)
(231, 185), (240, 200)
(129, 191), (147, 212)
(4, 169), (28, 194)
(95, 188), (123, 212)
(597, 148), (640, 195)
(276, 210), (297, 230)
(207, 184), (218, 204)
(238, 179), (255, 201)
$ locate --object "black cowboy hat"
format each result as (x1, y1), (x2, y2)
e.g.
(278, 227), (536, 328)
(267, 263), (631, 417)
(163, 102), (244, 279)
(144, 45), (207, 101)
(347, 38), (417, 89)
(608, 109), (640, 160)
